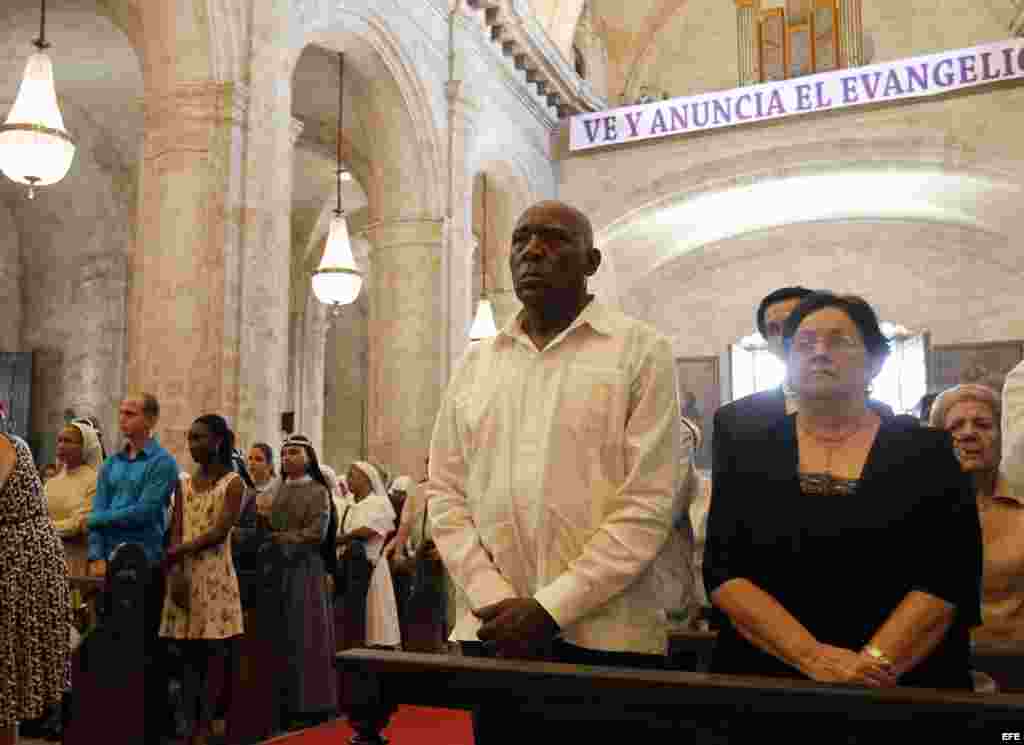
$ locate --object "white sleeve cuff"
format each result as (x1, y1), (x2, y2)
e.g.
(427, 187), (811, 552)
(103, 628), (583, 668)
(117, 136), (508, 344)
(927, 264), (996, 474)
(534, 573), (588, 631)
(466, 570), (519, 613)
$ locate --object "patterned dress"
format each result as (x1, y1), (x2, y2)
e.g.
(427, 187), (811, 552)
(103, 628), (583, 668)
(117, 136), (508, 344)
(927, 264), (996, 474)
(0, 435), (70, 727)
(159, 472), (244, 640)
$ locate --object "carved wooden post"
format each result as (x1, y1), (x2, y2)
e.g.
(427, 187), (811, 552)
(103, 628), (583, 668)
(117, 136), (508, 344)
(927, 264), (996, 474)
(343, 667), (396, 745)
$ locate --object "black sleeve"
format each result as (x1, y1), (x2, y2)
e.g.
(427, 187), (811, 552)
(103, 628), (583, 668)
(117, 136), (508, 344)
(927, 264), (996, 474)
(910, 431), (982, 627)
(321, 497), (339, 578)
(703, 407), (750, 597)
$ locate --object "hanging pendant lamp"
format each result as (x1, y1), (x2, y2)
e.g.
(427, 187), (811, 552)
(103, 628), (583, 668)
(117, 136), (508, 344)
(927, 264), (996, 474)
(312, 51), (362, 309)
(0, 0), (76, 199)
(469, 173), (498, 341)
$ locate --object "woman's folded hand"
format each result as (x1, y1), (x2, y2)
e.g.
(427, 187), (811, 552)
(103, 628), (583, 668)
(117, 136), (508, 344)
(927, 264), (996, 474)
(802, 644), (898, 688)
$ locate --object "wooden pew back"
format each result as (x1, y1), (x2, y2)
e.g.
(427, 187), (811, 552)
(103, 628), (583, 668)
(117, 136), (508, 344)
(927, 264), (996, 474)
(335, 649), (1024, 742)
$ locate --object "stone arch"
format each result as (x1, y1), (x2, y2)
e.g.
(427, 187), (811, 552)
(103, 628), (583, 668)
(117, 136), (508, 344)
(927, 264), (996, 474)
(591, 135), (1024, 355)
(96, 0), (146, 67)
(2, 1), (142, 456)
(287, 3), (448, 479)
(3, 96), (136, 459)
(571, 2), (611, 100)
(529, 0), (589, 61)
(594, 132), (1024, 295)
(291, 3), (445, 221)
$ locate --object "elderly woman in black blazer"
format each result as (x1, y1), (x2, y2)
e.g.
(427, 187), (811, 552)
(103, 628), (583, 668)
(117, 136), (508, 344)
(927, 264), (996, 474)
(704, 292), (981, 691)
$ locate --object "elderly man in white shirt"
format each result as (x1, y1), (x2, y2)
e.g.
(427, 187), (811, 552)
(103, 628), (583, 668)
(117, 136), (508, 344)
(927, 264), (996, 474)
(1004, 360), (1024, 494)
(426, 200), (694, 738)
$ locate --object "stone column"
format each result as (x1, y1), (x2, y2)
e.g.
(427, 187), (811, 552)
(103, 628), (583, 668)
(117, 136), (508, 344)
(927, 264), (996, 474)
(323, 297), (368, 472)
(838, 0), (864, 68)
(66, 252), (128, 444)
(277, 118), (306, 445)
(233, 36), (301, 451)
(366, 219), (444, 480)
(299, 290), (329, 455)
(128, 81), (246, 462)
(446, 81), (481, 377)
(736, 0), (759, 86)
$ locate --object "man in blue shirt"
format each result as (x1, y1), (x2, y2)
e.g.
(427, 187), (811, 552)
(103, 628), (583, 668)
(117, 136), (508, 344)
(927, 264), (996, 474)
(87, 393), (179, 573)
(86, 392), (179, 740)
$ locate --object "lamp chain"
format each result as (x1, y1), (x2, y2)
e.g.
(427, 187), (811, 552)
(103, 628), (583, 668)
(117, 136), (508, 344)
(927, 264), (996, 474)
(336, 52), (344, 218)
(481, 174), (487, 295)
(34, 0), (51, 51)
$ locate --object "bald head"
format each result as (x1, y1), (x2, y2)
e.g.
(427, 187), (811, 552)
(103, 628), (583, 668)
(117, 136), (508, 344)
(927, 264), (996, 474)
(516, 200), (594, 252)
(510, 200), (601, 314)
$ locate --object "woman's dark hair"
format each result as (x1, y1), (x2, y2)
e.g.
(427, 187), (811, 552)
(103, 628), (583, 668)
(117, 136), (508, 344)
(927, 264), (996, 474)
(251, 442), (275, 476)
(781, 292), (890, 362)
(193, 414), (235, 468)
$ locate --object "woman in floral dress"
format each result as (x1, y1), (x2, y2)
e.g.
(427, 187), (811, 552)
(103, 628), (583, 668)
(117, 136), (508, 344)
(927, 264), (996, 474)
(0, 425), (70, 745)
(160, 414), (244, 745)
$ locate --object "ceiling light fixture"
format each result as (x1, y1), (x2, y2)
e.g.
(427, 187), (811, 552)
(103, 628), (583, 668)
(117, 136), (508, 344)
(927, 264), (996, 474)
(311, 51), (363, 310)
(469, 173), (498, 341)
(0, 0), (76, 199)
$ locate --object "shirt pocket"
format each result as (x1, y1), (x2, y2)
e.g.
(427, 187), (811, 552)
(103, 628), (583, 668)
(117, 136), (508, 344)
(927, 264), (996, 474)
(110, 467), (146, 512)
(559, 364), (629, 445)
(454, 374), (508, 459)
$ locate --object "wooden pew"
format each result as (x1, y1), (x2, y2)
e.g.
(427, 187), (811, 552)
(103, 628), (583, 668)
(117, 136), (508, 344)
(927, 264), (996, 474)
(64, 546), (152, 745)
(668, 629), (1024, 692)
(971, 638), (1024, 693)
(335, 648), (1024, 744)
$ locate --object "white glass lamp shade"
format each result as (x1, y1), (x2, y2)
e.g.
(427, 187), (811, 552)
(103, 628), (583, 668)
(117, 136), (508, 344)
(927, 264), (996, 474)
(469, 297), (498, 341)
(312, 214), (363, 306)
(0, 53), (76, 187)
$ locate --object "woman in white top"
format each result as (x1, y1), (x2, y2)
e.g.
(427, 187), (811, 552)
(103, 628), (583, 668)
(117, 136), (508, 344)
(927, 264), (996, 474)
(338, 461), (401, 648)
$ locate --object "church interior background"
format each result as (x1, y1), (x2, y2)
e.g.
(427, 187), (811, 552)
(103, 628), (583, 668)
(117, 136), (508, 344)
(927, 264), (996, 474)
(2, 0), (1024, 480)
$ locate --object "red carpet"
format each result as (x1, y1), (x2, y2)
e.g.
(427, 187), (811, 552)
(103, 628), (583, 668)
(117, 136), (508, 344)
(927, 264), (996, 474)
(271, 706), (474, 744)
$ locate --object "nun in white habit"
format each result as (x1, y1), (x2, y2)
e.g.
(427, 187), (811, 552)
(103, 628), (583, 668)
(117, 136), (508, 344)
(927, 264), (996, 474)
(339, 460), (402, 648)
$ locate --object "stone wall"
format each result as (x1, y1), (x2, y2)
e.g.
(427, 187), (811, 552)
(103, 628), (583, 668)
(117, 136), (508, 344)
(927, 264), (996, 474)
(0, 205), (20, 353)
(11, 101), (135, 462)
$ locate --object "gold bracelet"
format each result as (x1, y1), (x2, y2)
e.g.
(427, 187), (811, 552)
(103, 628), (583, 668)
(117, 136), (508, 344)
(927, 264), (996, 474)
(862, 644), (895, 668)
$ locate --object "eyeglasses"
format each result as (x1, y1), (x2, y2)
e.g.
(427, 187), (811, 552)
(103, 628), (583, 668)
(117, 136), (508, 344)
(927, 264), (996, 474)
(791, 331), (862, 356)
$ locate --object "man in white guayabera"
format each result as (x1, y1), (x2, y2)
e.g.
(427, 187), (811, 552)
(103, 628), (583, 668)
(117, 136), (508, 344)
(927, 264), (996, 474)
(426, 200), (694, 742)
